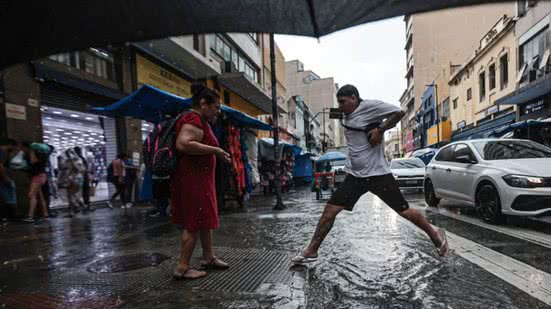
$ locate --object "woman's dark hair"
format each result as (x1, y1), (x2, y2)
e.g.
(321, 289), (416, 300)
(191, 83), (220, 108)
(336, 84), (361, 99)
(117, 153), (127, 160)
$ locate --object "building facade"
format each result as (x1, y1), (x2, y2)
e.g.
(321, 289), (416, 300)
(384, 129), (401, 160)
(449, 15), (518, 135)
(400, 2), (516, 151)
(285, 60), (342, 151)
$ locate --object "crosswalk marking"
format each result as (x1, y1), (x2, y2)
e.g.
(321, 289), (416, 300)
(447, 231), (551, 306)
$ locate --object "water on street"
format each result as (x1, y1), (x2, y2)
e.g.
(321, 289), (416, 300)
(1, 188), (551, 308)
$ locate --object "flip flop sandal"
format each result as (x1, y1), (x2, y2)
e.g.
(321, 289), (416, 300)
(291, 255), (318, 264)
(173, 268), (207, 280)
(437, 229), (449, 257)
(200, 258), (230, 270)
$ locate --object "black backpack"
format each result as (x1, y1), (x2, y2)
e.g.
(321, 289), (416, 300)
(142, 111), (196, 178)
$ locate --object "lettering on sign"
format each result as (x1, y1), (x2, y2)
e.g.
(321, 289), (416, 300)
(5, 103), (27, 120)
(136, 54), (192, 98)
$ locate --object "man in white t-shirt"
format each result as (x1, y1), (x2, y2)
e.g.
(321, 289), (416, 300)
(293, 85), (448, 264)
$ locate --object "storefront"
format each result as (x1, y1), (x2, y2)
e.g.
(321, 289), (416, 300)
(518, 95), (551, 121)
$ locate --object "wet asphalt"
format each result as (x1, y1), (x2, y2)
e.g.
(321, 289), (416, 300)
(1, 188), (551, 309)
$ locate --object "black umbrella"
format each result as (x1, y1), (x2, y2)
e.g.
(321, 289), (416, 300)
(2, 0), (503, 70)
(1, 0), (503, 209)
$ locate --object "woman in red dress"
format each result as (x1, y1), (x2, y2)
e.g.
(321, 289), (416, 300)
(172, 83), (232, 279)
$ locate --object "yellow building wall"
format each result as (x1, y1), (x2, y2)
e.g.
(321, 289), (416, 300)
(135, 53), (192, 98)
(427, 120), (452, 145)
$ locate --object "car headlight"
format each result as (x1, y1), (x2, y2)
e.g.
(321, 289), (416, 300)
(502, 175), (544, 188)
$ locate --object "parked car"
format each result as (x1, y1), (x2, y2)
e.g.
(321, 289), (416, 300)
(408, 147), (439, 165)
(424, 138), (551, 224)
(390, 158), (426, 191)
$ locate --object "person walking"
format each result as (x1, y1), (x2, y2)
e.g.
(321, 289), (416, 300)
(58, 149), (86, 217)
(74, 147), (92, 212)
(22, 146), (49, 222)
(0, 139), (18, 221)
(171, 83), (231, 280)
(108, 153), (128, 209)
(292, 84), (448, 265)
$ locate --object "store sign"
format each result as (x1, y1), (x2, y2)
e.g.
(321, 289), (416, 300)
(457, 121), (466, 129)
(132, 152), (140, 166)
(406, 131), (414, 152)
(5, 103), (26, 120)
(136, 54), (192, 98)
(519, 97), (550, 119)
(485, 105), (499, 116)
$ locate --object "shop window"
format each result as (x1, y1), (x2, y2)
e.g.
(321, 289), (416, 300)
(500, 54), (509, 89)
(467, 88), (472, 101)
(489, 63), (496, 91)
(479, 71), (486, 101)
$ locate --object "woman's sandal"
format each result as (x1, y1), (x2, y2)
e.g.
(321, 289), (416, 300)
(199, 257), (230, 270)
(173, 267), (207, 280)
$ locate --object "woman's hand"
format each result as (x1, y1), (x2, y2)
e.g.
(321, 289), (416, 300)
(214, 148), (231, 163)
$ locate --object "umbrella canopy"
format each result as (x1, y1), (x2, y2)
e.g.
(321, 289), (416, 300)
(259, 138), (302, 156)
(3, 0), (501, 69)
(317, 151), (347, 163)
(92, 84), (272, 130)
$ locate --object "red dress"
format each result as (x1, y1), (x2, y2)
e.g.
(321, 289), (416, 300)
(171, 112), (219, 232)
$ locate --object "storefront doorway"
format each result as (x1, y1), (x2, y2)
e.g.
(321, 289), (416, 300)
(41, 106), (117, 208)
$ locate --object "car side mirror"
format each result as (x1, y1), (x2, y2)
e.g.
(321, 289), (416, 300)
(456, 155), (477, 164)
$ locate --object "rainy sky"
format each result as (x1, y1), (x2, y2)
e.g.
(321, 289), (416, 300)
(276, 17), (406, 107)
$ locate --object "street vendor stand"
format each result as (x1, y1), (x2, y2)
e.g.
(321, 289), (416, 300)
(92, 84), (272, 211)
(314, 151), (347, 200)
(258, 138), (301, 195)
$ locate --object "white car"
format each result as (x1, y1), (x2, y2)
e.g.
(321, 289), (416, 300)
(390, 158), (426, 191)
(424, 138), (551, 224)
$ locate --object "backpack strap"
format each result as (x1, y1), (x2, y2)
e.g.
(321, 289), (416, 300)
(340, 120), (381, 133)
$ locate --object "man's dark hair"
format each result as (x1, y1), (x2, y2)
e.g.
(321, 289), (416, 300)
(336, 84), (360, 99)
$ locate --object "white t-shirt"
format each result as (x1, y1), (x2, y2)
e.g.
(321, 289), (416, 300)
(343, 99), (402, 178)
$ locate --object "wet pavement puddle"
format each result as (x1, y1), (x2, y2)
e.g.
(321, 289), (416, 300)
(87, 252), (171, 273)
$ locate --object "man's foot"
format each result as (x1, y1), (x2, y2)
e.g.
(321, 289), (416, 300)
(106, 202), (114, 209)
(22, 217), (35, 223)
(173, 267), (207, 280)
(291, 253), (318, 264)
(435, 228), (449, 257)
(200, 257), (229, 270)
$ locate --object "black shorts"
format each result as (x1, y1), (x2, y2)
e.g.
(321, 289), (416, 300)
(327, 174), (409, 212)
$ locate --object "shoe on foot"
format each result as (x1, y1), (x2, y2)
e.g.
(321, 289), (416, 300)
(106, 202), (114, 209)
(436, 228), (449, 257)
(22, 217), (35, 223)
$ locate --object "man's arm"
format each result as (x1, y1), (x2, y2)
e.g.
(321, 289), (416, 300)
(368, 110), (405, 145)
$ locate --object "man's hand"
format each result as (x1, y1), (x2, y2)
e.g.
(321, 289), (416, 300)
(367, 127), (384, 146)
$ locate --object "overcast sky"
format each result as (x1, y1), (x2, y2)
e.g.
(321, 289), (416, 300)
(275, 17), (406, 107)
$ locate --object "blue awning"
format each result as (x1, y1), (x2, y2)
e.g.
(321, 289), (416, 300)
(495, 76), (551, 105)
(486, 119), (548, 138)
(451, 113), (516, 141)
(317, 151), (347, 162)
(91, 84), (272, 130)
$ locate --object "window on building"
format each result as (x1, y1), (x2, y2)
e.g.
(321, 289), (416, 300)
(394, 144), (399, 152)
(467, 88), (472, 101)
(479, 71), (486, 101)
(489, 63), (496, 90)
(49, 48), (115, 81)
(500, 54), (509, 89)
(212, 34), (261, 84)
(442, 98), (450, 120)
(453, 97), (458, 109)
(520, 27), (549, 70)
(248, 33), (259, 44)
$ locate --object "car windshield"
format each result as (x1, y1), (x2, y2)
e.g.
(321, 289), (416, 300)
(390, 159), (425, 169)
(473, 140), (551, 160)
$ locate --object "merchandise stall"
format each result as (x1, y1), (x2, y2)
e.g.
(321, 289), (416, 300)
(92, 84), (272, 210)
(258, 138), (302, 195)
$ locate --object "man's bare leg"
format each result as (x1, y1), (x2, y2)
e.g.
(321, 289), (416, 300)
(399, 208), (448, 255)
(300, 204), (344, 258)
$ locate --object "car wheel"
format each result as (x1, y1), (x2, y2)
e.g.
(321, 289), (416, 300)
(476, 183), (504, 224)
(424, 179), (440, 207)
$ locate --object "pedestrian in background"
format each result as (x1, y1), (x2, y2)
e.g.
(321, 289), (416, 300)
(58, 149), (86, 217)
(0, 138), (18, 221)
(172, 83), (231, 280)
(22, 145), (49, 223)
(108, 153), (128, 209)
(74, 146), (93, 212)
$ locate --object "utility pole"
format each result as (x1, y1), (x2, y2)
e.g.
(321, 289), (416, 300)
(322, 108), (326, 152)
(270, 33), (285, 211)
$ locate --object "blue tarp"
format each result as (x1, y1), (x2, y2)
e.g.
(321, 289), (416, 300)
(293, 153), (316, 178)
(92, 84), (272, 130)
(317, 151), (347, 162)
